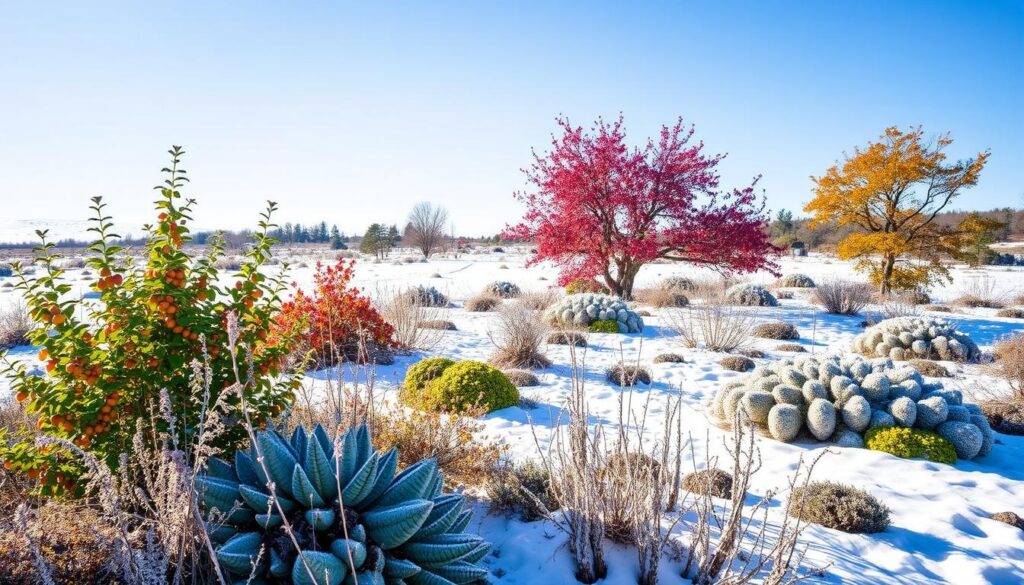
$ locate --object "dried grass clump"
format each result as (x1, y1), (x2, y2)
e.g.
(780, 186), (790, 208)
(990, 511), (1024, 531)
(739, 348), (766, 359)
(547, 330), (586, 347)
(0, 302), (32, 350)
(907, 359), (950, 378)
(665, 303), (754, 353)
(504, 369), (541, 387)
(991, 334), (1024, 397)
(634, 287), (689, 308)
(418, 319), (457, 330)
(775, 343), (806, 353)
(489, 303), (551, 369)
(376, 285), (449, 351)
(814, 279), (873, 315)
(953, 277), (1013, 309)
(372, 404), (506, 487)
(606, 364), (652, 386)
(752, 321), (799, 340)
(464, 292), (501, 312)
(518, 289), (561, 310)
(653, 353), (685, 364)
(720, 355), (755, 372)
(0, 501), (117, 585)
(681, 468), (733, 498)
(980, 400), (1024, 436)
(924, 304), (954, 313)
(213, 256), (243, 270)
(485, 459), (559, 521)
(996, 307), (1024, 319)
(789, 481), (891, 534)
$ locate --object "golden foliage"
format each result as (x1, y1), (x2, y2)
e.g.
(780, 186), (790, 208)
(806, 127), (990, 292)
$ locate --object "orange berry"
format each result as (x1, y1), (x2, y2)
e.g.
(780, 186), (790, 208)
(100, 268), (111, 278)
(15, 391), (28, 402)
(173, 325), (184, 334)
(38, 348), (48, 361)
(52, 314), (66, 325)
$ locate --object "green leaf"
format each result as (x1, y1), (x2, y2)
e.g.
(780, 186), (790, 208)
(216, 532), (264, 576)
(400, 534), (485, 568)
(258, 431), (298, 496)
(382, 557), (421, 580)
(305, 507), (337, 531)
(329, 538), (367, 569)
(306, 432), (337, 500)
(429, 561), (488, 584)
(412, 495), (463, 540)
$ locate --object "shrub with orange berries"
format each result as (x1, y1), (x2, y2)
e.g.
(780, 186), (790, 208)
(0, 147), (301, 494)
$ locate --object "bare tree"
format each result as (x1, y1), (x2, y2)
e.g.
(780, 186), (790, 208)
(406, 202), (449, 259)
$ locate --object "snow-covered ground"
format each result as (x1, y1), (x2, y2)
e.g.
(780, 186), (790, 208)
(2, 248), (1024, 584)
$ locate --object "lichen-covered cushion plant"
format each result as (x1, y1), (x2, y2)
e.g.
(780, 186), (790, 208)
(404, 285), (450, 307)
(724, 284), (778, 307)
(775, 273), (816, 288)
(485, 281), (521, 299)
(544, 293), (644, 333)
(708, 353), (993, 462)
(197, 424), (489, 585)
(400, 358), (519, 414)
(852, 316), (981, 362)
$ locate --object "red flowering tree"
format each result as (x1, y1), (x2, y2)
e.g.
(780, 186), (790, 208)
(273, 259), (396, 367)
(504, 116), (781, 299)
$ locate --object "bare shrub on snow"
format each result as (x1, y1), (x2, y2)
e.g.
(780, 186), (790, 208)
(665, 302), (755, 353)
(489, 302), (551, 369)
(813, 279), (873, 315)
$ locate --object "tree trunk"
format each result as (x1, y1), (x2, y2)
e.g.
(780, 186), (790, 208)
(613, 261), (642, 301)
(879, 254), (896, 295)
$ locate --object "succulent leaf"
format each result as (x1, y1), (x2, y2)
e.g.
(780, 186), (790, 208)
(291, 425), (309, 464)
(382, 557), (421, 579)
(217, 532), (265, 575)
(292, 550), (348, 585)
(293, 463), (327, 508)
(306, 432), (337, 499)
(195, 476), (241, 516)
(406, 569), (458, 585)
(313, 423), (334, 459)
(342, 453), (380, 507)
(306, 507), (337, 531)
(330, 538), (368, 569)
(239, 483), (296, 514)
(362, 448), (399, 505)
(270, 548), (290, 578)
(401, 534), (485, 567)
(258, 431), (299, 497)
(235, 450), (261, 486)
(255, 513), (283, 529)
(375, 459), (438, 508)
(362, 499), (433, 549)
(205, 457), (238, 482)
(447, 511), (472, 534)
(430, 560), (488, 584)
(412, 495), (464, 540)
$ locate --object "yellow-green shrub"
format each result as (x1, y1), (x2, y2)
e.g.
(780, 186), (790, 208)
(589, 319), (619, 333)
(565, 279), (608, 295)
(864, 426), (957, 464)
(401, 359), (518, 413)
(399, 356), (455, 408)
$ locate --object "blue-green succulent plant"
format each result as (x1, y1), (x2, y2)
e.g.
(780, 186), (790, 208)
(196, 424), (490, 585)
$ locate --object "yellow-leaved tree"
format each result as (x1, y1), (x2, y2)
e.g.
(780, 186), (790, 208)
(806, 127), (990, 294)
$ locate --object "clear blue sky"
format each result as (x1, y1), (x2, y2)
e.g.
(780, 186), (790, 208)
(1, 1), (1021, 237)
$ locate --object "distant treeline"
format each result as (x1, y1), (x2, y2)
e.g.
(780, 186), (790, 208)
(770, 206), (1024, 252)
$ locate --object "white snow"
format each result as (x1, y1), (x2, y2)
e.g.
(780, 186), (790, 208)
(2, 248), (1023, 584)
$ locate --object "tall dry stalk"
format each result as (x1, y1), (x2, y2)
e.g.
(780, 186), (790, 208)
(374, 285), (448, 351)
(666, 302), (755, 352)
(488, 301), (551, 369)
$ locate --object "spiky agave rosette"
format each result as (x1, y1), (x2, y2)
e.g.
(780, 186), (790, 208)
(196, 424), (490, 585)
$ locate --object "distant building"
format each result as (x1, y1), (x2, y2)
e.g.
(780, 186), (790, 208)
(791, 241), (807, 257)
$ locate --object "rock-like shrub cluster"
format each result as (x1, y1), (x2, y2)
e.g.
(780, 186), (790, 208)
(752, 321), (800, 340)
(545, 293), (644, 333)
(196, 424), (490, 585)
(653, 353), (685, 364)
(789, 481), (890, 534)
(996, 307), (1024, 319)
(401, 358), (518, 413)
(487, 281), (521, 298)
(546, 330), (586, 346)
(775, 343), (806, 353)
(852, 316), (981, 362)
(503, 369), (540, 387)
(775, 273), (816, 288)
(720, 356), (755, 372)
(606, 365), (652, 386)
(660, 276), (696, 292)
(681, 468), (733, 498)
(724, 284), (778, 307)
(405, 285), (450, 307)
(709, 353), (993, 460)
